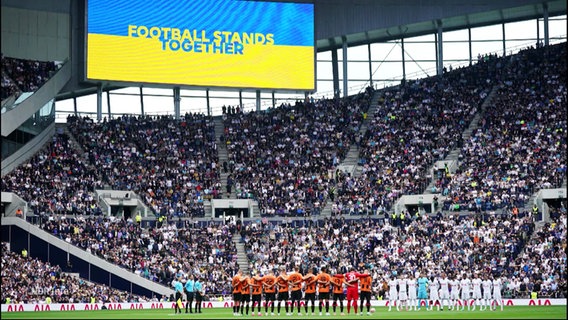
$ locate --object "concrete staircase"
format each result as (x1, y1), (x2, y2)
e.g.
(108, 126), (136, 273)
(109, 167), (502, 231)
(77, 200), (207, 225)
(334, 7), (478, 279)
(213, 117), (235, 199)
(55, 123), (91, 168)
(320, 91), (382, 217)
(232, 232), (249, 273)
(423, 85), (499, 195)
(445, 85), (499, 162)
(340, 93), (381, 178)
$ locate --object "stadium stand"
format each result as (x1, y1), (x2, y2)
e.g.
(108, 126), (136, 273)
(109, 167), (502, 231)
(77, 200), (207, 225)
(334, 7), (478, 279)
(444, 43), (567, 212)
(223, 87), (374, 217)
(1, 131), (103, 217)
(1, 54), (58, 100)
(39, 216), (237, 296)
(1, 242), (150, 304)
(1, 42), (566, 301)
(329, 47), (506, 216)
(66, 113), (221, 218)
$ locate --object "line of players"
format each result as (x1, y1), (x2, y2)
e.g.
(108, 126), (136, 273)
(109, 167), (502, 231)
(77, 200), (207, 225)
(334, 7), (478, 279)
(387, 271), (505, 312)
(231, 265), (373, 316)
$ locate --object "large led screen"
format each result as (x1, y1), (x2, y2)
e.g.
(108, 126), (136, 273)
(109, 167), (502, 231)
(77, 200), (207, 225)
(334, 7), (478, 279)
(86, 0), (315, 90)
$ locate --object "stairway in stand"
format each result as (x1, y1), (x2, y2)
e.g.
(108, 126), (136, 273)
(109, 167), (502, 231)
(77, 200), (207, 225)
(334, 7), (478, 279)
(213, 117), (235, 199)
(320, 90), (381, 217)
(232, 232), (249, 274)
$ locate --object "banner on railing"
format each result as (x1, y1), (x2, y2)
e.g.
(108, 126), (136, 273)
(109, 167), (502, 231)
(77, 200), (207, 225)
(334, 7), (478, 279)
(1, 299), (565, 312)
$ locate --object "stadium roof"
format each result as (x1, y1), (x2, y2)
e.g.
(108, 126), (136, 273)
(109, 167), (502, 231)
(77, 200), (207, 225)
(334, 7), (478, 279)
(3, 0), (565, 99)
(313, 0), (566, 51)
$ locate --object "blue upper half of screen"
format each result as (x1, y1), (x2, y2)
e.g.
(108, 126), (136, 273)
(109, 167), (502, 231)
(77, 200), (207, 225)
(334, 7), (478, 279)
(88, 0), (314, 47)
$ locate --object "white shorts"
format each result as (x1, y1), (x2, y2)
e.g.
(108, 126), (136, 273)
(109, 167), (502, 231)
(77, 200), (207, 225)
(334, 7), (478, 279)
(483, 292), (492, 300)
(450, 291), (460, 300)
(439, 290), (450, 299)
(399, 291), (408, 301)
(430, 291), (439, 300)
(389, 291), (398, 301)
(493, 293), (502, 300)
(461, 291), (470, 300)
(408, 291), (417, 300)
(472, 290), (482, 299)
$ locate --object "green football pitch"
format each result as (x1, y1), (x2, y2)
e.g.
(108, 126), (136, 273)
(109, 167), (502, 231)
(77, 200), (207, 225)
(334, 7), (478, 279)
(2, 306), (566, 319)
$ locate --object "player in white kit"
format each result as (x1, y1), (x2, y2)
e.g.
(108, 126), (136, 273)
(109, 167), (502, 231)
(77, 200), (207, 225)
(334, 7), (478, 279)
(481, 274), (493, 311)
(407, 274), (418, 311)
(428, 276), (440, 311)
(460, 273), (471, 311)
(492, 276), (503, 311)
(397, 275), (408, 311)
(470, 273), (483, 311)
(449, 274), (460, 310)
(388, 276), (399, 312)
(438, 273), (450, 311)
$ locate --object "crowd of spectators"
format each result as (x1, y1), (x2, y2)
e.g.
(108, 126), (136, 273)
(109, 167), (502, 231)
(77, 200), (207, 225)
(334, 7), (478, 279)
(1, 54), (58, 100)
(40, 215), (238, 297)
(1, 242), (149, 304)
(511, 204), (567, 298)
(66, 113), (221, 218)
(1, 42), (566, 302)
(241, 208), (566, 299)
(1, 131), (103, 216)
(330, 55), (498, 215)
(222, 87), (374, 217)
(443, 43), (567, 213)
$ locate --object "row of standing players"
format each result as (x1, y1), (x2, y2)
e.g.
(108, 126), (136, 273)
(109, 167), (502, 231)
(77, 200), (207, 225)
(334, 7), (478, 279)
(231, 266), (373, 316)
(387, 271), (505, 312)
(173, 267), (507, 316)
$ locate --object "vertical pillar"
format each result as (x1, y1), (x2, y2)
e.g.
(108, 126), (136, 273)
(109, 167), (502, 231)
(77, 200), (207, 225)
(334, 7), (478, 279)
(272, 91), (275, 108)
(367, 43), (373, 87)
(73, 96), (77, 116)
(96, 84), (102, 121)
(256, 90), (261, 111)
(543, 3), (549, 46)
(436, 20), (444, 76)
(331, 48), (340, 98)
(139, 86), (145, 116)
(106, 90), (111, 119)
(536, 18), (540, 45)
(173, 87), (180, 119)
(342, 38), (348, 98)
(239, 90), (243, 109)
(502, 23), (506, 56)
(468, 28), (473, 65)
(206, 89), (211, 116)
(401, 38), (406, 81)
(434, 32), (438, 70)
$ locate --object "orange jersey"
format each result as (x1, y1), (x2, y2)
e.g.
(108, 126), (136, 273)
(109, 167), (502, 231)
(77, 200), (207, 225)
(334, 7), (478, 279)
(360, 275), (372, 292)
(287, 272), (303, 292)
(251, 276), (263, 295)
(331, 275), (345, 294)
(232, 275), (243, 294)
(317, 272), (331, 293)
(240, 277), (252, 295)
(263, 274), (277, 294)
(303, 273), (317, 294)
(276, 274), (289, 292)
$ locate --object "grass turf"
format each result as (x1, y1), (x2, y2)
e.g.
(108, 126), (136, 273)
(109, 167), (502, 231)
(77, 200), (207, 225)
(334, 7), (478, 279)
(1, 306), (566, 319)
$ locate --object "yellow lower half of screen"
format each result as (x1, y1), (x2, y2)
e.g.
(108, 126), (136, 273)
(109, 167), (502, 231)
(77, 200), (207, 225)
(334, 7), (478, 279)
(87, 34), (314, 90)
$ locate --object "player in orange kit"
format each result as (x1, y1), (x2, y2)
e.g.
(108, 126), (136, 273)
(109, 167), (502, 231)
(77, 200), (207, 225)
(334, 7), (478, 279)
(231, 270), (243, 316)
(302, 267), (318, 315)
(288, 266), (304, 316)
(276, 267), (290, 316)
(262, 269), (277, 316)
